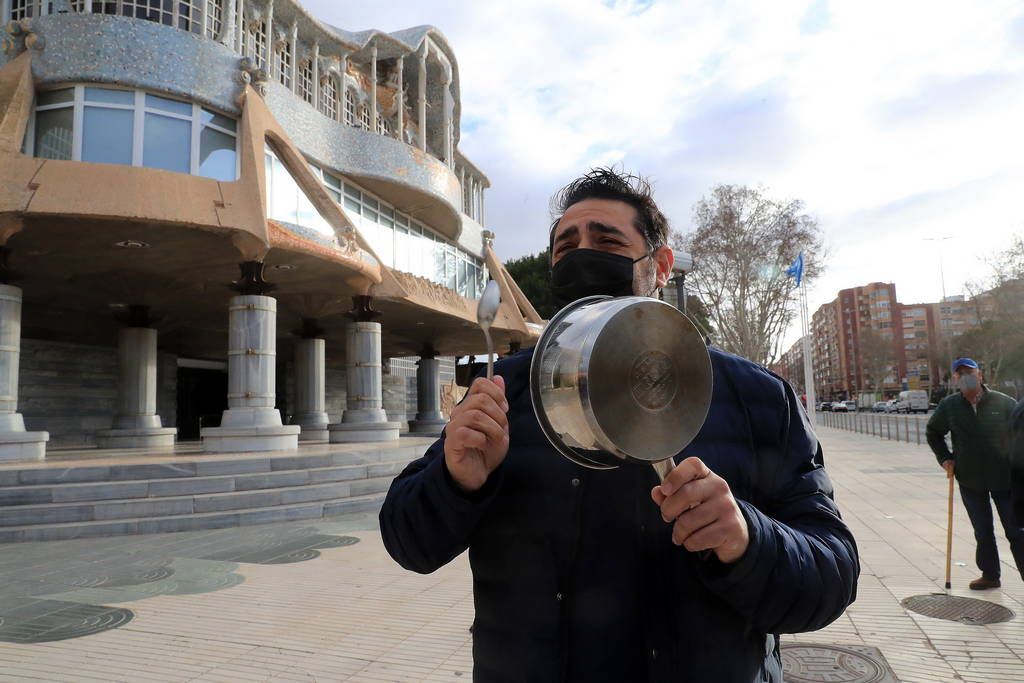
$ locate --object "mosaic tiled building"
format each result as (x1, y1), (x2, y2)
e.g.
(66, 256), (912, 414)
(0, 0), (542, 460)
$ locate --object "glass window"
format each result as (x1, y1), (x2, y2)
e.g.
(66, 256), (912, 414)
(143, 113), (191, 173)
(33, 86), (237, 179)
(201, 109), (236, 133)
(146, 94), (193, 117)
(37, 89), (74, 107)
(445, 247), (457, 290)
(198, 126), (236, 181)
(457, 258), (468, 297)
(344, 89), (357, 126)
(267, 152), (299, 226)
(343, 183), (360, 200)
(298, 60), (314, 104)
(265, 150), (334, 237)
(344, 196), (361, 213)
(322, 172), (341, 192)
(34, 108), (74, 160)
(204, 0), (223, 39)
(394, 224), (410, 274)
(430, 241), (445, 284)
(275, 43), (292, 89)
(85, 87), (133, 105)
(376, 221), (394, 268)
(82, 107), (133, 165)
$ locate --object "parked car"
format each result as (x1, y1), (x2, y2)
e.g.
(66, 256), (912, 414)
(872, 401), (888, 412)
(884, 399), (901, 413)
(898, 390), (929, 414)
(832, 401), (849, 412)
(843, 400), (858, 413)
(819, 401), (833, 412)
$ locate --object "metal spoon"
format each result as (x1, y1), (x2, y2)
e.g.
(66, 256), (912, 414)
(477, 280), (501, 379)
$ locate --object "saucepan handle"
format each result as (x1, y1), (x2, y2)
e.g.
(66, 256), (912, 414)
(652, 458), (675, 483)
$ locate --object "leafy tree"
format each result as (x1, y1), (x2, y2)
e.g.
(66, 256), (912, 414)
(675, 185), (825, 366)
(505, 249), (558, 320)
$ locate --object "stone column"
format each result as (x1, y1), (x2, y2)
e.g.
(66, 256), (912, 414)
(236, 0), (246, 53)
(329, 296), (400, 443)
(417, 44), (427, 152)
(0, 283), (48, 462)
(289, 22), (298, 89)
(370, 45), (378, 131)
(409, 345), (446, 434)
(312, 40), (320, 109)
(442, 71), (453, 165)
(202, 262), (299, 452)
(96, 310), (176, 449)
(394, 56), (403, 140)
(290, 319), (329, 441)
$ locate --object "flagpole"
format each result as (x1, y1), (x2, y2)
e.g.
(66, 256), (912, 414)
(800, 281), (817, 426)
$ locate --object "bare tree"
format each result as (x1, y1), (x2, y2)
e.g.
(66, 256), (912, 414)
(961, 234), (1024, 386)
(857, 327), (894, 393)
(674, 185), (825, 366)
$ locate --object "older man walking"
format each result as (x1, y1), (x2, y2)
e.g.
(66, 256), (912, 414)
(927, 358), (1023, 589)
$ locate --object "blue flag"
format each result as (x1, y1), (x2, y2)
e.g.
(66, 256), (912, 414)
(786, 252), (804, 287)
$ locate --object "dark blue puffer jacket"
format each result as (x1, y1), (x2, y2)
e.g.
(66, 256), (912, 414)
(380, 347), (859, 682)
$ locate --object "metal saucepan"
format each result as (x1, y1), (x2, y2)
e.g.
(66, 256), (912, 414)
(529, 296), (713, 481)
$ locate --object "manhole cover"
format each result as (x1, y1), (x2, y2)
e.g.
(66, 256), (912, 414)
(68, 565), (174, 588)
(197, 533), (359, 564)
(781, 644), (897, 683)
(0, 600), (133, 643)
(902, 593), (1014, 624)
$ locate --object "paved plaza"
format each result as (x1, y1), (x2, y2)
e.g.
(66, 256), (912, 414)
(1, 427), (1023, 682)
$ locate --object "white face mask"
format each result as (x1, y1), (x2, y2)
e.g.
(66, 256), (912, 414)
(959, 373), (980, 391)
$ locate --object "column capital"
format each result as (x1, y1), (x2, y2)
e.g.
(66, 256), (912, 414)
(294, 317), (325, 339)
(418, 343), (438, 360)
(114, 304), (156, 328)
(345, 295), (382, 322)
(0, 247), (20, 285)
(230, 261), (276, 295)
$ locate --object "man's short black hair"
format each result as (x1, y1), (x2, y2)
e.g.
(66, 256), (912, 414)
(548, 167), (670, 255)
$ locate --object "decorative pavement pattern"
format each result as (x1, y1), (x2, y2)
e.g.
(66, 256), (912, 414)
(0, 428), (1021, 681)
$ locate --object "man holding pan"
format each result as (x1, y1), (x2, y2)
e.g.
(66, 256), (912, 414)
(380, 168), (859, 682)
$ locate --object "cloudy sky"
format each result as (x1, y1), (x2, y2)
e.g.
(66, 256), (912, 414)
(306, 0), (1024, 350)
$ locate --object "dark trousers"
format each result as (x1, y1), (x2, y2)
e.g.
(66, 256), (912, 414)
(959, 485), (1024, 580)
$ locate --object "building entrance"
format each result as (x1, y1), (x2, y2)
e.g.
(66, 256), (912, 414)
(176, 366), (228, 440)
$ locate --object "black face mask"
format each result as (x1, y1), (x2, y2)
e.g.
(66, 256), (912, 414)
(550, 248), (650, 308)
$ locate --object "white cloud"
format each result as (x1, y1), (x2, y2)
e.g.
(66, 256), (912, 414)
(303, 0), (1024, 352)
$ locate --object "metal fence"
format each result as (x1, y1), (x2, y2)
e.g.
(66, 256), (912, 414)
(816, 410), (927, 445)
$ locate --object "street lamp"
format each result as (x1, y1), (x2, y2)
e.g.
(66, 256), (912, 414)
(924, 236), (954, 395)
(670, 249), (693, 315)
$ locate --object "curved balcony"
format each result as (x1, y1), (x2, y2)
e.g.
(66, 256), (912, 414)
(20, 12), (466, 239)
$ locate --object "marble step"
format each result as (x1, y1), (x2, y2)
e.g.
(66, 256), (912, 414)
(0, 445), (424, 487)
(0, 475), (399, 527)
(0, 492), (388, 543)
(0, 459), (410, 506)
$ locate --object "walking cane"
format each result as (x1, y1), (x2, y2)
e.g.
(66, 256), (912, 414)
(945, 467), (954, 591)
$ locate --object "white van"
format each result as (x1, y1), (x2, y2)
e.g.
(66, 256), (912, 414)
(897, 390), (929, 414)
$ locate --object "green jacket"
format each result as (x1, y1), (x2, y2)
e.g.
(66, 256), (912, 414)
(926, 387), (1017, 491)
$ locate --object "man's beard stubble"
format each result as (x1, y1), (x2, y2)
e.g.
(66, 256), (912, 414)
(632, 256), (659, 298)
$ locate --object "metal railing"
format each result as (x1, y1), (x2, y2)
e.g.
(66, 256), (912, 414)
(816, 410), (926, 445)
